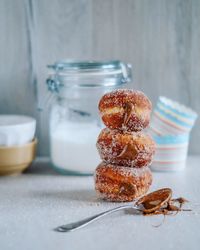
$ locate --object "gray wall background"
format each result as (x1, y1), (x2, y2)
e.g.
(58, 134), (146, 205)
(0, 0), (199, 156)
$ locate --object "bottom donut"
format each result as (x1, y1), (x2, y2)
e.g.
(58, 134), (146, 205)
(95, 162), (152, 202)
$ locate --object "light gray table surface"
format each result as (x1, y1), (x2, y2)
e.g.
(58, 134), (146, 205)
(0, 156), (200, 250)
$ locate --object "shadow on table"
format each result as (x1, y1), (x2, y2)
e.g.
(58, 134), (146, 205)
(29, 189), (98, 203)
(29, 189), (143, 216)
(25, 160), (95, 177)
(25, 160), (61, 175)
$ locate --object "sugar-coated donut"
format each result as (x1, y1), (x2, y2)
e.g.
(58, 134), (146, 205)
(98, 89), (152, 132)
(97, 128), (155, 168)
(95, 162), (153, 202)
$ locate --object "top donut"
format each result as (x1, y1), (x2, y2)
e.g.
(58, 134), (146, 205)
(98, 89), (152, 132)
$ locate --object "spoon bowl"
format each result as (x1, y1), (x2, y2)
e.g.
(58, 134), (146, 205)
(136, 188), (172, 214)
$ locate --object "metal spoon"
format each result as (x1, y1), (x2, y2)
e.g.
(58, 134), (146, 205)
(54, 204), (142, 232)
(54, 188), (172, 233)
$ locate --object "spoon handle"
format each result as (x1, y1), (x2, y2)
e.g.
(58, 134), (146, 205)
(55, 204), (139, 232)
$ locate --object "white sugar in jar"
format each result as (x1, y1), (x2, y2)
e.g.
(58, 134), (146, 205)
(50, 121), (101, 174)
(46, 60), (132, 175)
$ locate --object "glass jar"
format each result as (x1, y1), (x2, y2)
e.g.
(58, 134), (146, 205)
(46, 60), (132, 175)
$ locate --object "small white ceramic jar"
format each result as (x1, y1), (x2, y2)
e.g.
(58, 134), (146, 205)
(0, 115), (36, 146)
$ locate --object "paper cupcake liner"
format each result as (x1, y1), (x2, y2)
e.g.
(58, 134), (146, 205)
(149, 96), (198, 171)
(150, 133), (189, 172)
(151, 161), (187, 172)
(151, 97), (198, 135)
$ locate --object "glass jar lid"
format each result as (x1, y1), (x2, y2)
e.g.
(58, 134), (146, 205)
(47, 60), (132, 89)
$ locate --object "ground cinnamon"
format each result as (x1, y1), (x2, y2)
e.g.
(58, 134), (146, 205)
(136, 188), (190, 216)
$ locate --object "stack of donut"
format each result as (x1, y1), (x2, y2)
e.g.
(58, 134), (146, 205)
(95, 89), (156, 202)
